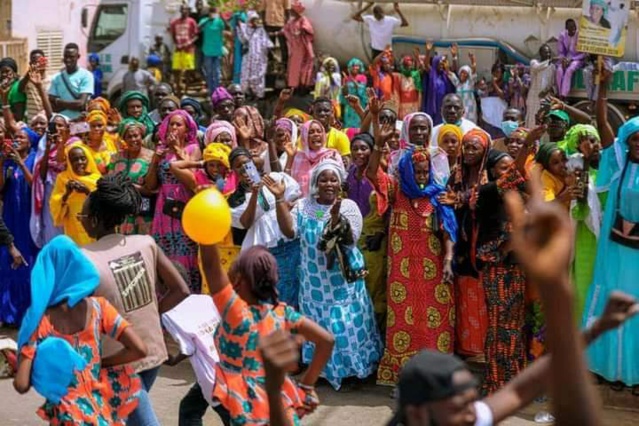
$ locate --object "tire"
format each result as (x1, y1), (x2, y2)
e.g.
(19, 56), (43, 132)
(571, 100), (626, 133)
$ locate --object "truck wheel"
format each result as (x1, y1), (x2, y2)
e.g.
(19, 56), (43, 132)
(571, 100), (626, 133)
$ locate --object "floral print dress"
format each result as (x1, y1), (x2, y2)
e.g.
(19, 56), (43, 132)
(20, 297), (141, 425)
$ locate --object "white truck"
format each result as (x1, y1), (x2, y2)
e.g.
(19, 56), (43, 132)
(83, 0), (638, 125)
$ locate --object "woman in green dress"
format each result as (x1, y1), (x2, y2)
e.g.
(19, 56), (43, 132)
(108, 118), (155, 235)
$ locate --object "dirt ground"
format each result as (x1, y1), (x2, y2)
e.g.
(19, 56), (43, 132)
(2, 358), (639, 425)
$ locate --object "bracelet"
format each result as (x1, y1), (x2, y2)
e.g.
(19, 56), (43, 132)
(444, 257), (453, 262)
(276, 197), (285, 204)
(284, 168), (291, 173)
(297, 382), (315, 392)
(373, 145), (382, 152)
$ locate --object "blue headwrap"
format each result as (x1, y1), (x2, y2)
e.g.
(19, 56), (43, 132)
(17, 235), (100, 403)
(88, 53), (100, 64)
(20, 126), (41, 151)
(398, 148), (458, 242)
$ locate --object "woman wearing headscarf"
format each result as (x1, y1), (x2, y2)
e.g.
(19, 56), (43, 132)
(475, 149), (529, 393)
(211, 87), (236, 123)
(287, 120), (340, 196)
(0, 122), (38, 326)
(369, 50), (399, 106)
(448, 59), (478, 123)
(238, 12), (273, 99)
(108, 119), (155, 235)
(85, 110), (118, 174)
(118, 91), (155, 137)
(582, 116), (639, 388)
(444, 128), (491, 359)
(536, 142), (577, 211)
(437, 123), (463, 168)
(558, 124), (602, 319)
(204, 120), (237, 149)
(49, 142), (101, 245)
(422, 51), (455, 125)
(0, 57), (26, 120)
(367, 109), (456, 387)
(88, 53), (103, 97)
(340, 58), (369, 129)
(30, 114), (69, 247)
(230, 146), (302, 308)
(14, 235), (145, 425)
(272, 118), (298, 170)
(282, 1), (315, 90)
(314, 57), (342, 119)
(387, 111), (433, 175)
(180, 97), (207, 132)
(346, 132), (388, 328)
(270, 159), (382, 390)
(234, 105), (270, 172)
(397, 55), (422, 119)
(144, 110), (202, 293)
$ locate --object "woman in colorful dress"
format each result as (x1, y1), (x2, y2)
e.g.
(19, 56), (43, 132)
(118, 91), (156, 137)
(476, 149), (529, 394)
(369, 51), (399, 106)
(282, 1), (315, 91)
(238, 12), (273, 99)
(559, 124), (602, 318)
(14, 235), (146, 426)
(271, 159), (382, 390)
(144, 110), (202, 293)
(422, 52), (455, 125)
(0, 124), (37, 326)
(367, 110), (457, 386)
(536, 142), (576, 211)
(49, 142), (101, 245)
(204, 120), (237, 149)
(230, 148), (302, 308)
(437, 124), (463, 169)
(199, 242), (333, 424)
(340, 58), (369, 129)
(448, 57), (478, 123)
(314, 57), (342, 119)
(445, 129), (491, 359)
(287, 120), (340, 196)
(108, 119), (155, 235)
(31, 114), (69, 248)
(85, 110), (118, 174)
(346, 132), (388, 329)
(582, 116), (639, 388)
(397, 55), (422, 120)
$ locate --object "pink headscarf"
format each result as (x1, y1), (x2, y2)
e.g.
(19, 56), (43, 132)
(291, 120), (340, 196)
(205, 120), (237, 148)
(157, 110), (199, 147)
(211, 87), (234, 108)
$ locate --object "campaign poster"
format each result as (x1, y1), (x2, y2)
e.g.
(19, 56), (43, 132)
(576, 0), (630, 57)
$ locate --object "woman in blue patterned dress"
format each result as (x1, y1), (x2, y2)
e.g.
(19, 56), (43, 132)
(269, 159), (382, 390)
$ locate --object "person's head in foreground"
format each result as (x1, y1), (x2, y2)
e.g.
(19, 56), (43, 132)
(388, 350), (481, 426)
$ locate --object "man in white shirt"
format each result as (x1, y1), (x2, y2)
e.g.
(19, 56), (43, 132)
(430, 93), (478, 147)
(352, 2), (408, 59)
(122, 57), (158, 97)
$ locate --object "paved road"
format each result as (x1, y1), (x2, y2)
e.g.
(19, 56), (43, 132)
(3, 359), (638, 425)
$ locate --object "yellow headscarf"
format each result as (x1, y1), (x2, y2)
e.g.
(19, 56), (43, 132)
(284, 107), (311, 123)
(437, 124), (463, 148)
(88, 97), (111, 113)
(87, 110), (108, 126)
(203, 142), (231, 170)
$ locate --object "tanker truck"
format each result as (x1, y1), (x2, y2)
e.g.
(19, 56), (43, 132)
(82, 0), (638, 125)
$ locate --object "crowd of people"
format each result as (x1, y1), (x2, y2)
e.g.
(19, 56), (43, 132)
(0, 1), (639, 426)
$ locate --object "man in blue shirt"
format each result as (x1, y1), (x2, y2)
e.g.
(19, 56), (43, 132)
(199, 7), (227, 96)
(48, 43), (94, 119)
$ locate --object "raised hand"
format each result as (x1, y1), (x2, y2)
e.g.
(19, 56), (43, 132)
(393, 2), (400, 12)
(263, 174), (286, 199)
(28, 67), (42, 86)
(426, 41), (433, 52)
(330, 196), (342, 226)
(596, 292), (639, 334)
(469, 52), (476, 62)
(278, 88), (293, 104)
(368, 89), (381, 116)
(450, 43), (458, 57)
(378, 121), (395, 143)
(504, 169), (574, 285)
(346, 94), (360, 109)
(549, 96), (566, 111)
(234, 115), (252, 142)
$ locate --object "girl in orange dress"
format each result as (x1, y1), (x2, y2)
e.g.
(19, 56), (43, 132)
(14, 235), (147, 425)
(199, 243), (334, 425)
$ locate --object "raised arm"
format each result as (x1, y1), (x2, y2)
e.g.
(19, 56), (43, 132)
(0, 85), (21, 135)
(143, 147), (165, 192)
(263, 175), (295, 239)
(549, 96), (591, 125)
(393, 2), (409, 27)
(596, 68), (615, 149)
(365, 94), (386, 189)
(239, 186), (262, 229)
(169, 159), (201, 193)
(199, 244), (231, 296)
(352, 2), (373, 23)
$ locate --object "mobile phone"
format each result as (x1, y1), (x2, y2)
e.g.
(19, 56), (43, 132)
(70, 121), (90, 136)
(47, 120), (58, 135)
(241, 161), (261, 186)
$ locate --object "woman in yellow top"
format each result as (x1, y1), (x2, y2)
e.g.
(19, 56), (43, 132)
(85, 110), (118, 174)
(437, 124), (463, 168)
(535, 142), (579, 211)
(49, 142), (101, 245)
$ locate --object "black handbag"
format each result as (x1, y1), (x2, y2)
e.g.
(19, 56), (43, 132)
(609, 159), (639, 249)
(163, 197), (185, 220)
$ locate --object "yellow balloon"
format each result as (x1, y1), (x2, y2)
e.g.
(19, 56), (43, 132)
(182, 188), (231, 245)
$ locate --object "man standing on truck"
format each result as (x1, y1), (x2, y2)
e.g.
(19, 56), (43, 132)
(352, 2), (409, 60)
(199, 7), (227, 96)
(170, 4), (199, 97)
(48, 43), (94, 120)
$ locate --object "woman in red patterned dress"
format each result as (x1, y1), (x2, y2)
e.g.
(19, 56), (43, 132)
(367, 105), (457, 386)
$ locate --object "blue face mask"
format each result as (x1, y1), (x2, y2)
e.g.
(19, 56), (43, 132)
(501, 120), (519, 137)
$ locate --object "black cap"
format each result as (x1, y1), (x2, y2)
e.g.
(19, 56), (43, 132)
(387, 350), (477, 426)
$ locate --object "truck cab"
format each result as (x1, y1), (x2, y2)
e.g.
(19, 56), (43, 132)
(83, 0), (175, 102)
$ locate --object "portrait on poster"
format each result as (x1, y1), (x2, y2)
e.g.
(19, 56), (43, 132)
(576, 0), (630, 57)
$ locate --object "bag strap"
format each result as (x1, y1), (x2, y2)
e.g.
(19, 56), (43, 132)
(60, 71), (81, 100)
